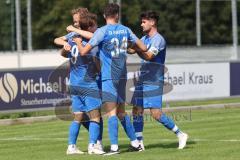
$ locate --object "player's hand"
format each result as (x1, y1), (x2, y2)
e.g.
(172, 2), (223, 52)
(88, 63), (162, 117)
(73, 37), (82, 44)
(63, 43), (71, 51)
(127, 48), (136, 54)
(66, 25), (76, 32)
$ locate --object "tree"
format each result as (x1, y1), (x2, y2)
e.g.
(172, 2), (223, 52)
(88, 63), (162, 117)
(0, 0), (13, 51)
(0, 0), (237, 51)
(31, 0), (108, 49)
(201, 1), (232, 44)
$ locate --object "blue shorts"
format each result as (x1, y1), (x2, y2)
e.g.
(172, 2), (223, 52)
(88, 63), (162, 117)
(131, 62), (165, 108)
(69, 84), (101, 113)
(131, 82), (163, 108)
(101, 79), (126, 104)
(71, 95), (101, 112)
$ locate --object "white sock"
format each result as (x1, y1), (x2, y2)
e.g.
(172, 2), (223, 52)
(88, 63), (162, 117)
(172, 125), (182, 136)
(131, 139), (139, 148)
(68, 144), (75, 150)
(88, 143), (94, 150)
(135, 132), (143, 138)
(111, 144), (118, 151)
(97, 140), (102, 145)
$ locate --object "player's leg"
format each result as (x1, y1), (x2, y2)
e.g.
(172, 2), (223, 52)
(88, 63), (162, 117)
(144, 81), (188, 149)
(68, 112), (83, 145)
(117, 104), (142, 151)
(97, 116), (103, 147)
(81, 113), (90, 131)
(103, 102), (120, 155)
(132, 106), (145, 150)
(82, 83), (105, 155)
(92, 114), (104, 151)
(67, 96), (85, 155)
(101, 80), (120, 155)
(88, 112), (104, 151)
(116, 78), (142, 151)
(87, 109), (105, 154)
(95, 74), (104, 149)
(150, 108), (188, 149)
(66, 86), (85, 154)
(131, 82), (145, 150)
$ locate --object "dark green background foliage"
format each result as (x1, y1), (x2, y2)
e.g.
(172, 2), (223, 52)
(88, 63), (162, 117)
(0, 0), (237, 50)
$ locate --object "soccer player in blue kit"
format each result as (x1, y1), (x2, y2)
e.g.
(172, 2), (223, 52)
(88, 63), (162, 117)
(55, 8), (105, 155)
(129, 11), (188, 150)
(74, 3), (147, 155)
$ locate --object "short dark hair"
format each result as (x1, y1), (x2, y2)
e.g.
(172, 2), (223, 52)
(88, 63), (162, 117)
(104, 3), (119, 18)
(80, 13), (97, 30)
(140, 11), (159, 24)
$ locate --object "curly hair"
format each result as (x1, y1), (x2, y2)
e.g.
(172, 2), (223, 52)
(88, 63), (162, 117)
(71, 7), (89, 19)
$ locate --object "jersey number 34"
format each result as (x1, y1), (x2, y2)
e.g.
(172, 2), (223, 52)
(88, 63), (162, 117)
(110, 37), (128, 57)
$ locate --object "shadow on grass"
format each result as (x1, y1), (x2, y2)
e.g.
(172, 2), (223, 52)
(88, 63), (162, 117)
(103, 140), (196, 154)
(145, 140), (196, 150)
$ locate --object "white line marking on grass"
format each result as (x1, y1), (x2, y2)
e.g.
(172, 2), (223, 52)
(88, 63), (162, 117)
(118, 138), (240, 142)
(0, 137), (72, 141)
(0, 137), (239, 142)
(163, 138), (240, 142)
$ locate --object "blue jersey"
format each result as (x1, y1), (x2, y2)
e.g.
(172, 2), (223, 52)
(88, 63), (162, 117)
(65, 32), (99, 87)
(141, 32), (166, 64)
(65, 32), (80, 40)
(88, 24), (138, 81)
(131, 33), (166, 108)
(63, 32), (101, 112)
(140, 33), (166, 82)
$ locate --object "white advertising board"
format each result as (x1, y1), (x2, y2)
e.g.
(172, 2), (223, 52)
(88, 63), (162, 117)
(163, 63), (230, 101)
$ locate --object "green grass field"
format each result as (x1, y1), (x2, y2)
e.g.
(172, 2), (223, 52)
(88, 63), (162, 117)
(1, 97), (240, 119)
(0, 107), (240, 160)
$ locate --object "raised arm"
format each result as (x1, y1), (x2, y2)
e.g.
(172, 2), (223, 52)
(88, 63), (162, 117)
(73, 37), (92, 56)
(54, 36), (68, 46)
(127, 27), (147, 53)
(133, 38), (163, 61)
(67, 25), (93, 40)
(54, 35), (72, 58)
(135, 39), (147, 53)
(137, 50), (155, 61)
(127, 42), (156, 61)
(73, 28), (104, 56)
(54, 35), (72, 53)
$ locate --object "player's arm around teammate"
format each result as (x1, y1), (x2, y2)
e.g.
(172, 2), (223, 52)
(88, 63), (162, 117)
(66, 25), (93, 40)
(54, 7), (90, 155)
(54, 8), (104, 155)
(74, 3), (148, 155)
(130, 11), (188, 150)
(54, 7), (88, 57)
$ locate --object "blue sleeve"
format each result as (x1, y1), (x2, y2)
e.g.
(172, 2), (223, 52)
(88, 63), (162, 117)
(64, 32), (80, 40)
(88, 28), (105, 47)
(89, 46), (99, 57)
(127, 28), (138, 44)
(145, 36), (166, 56)
(81, 39), (88, 46)
(152, 36), (166, 51)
